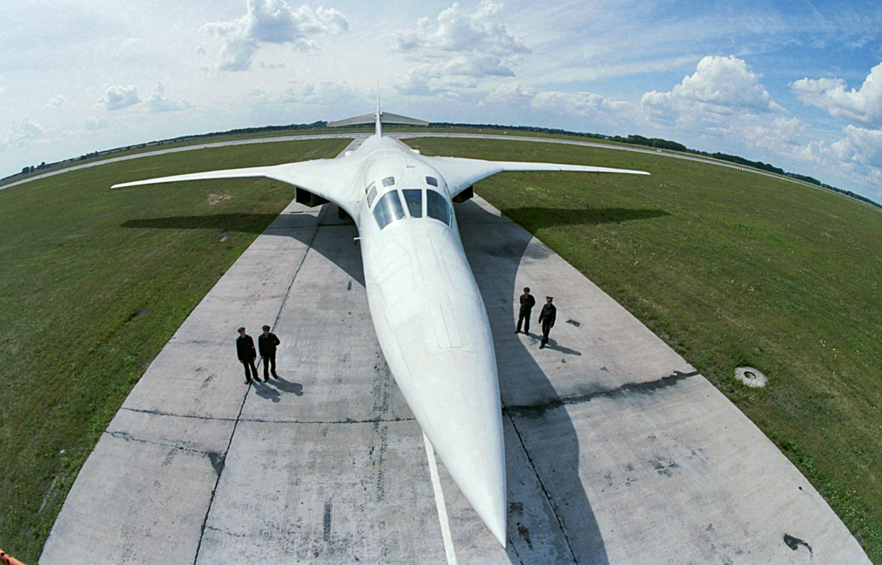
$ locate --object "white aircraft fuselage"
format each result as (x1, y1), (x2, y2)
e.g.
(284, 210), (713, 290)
(112, 112), (649, 546)
(354, 135), (506, 543)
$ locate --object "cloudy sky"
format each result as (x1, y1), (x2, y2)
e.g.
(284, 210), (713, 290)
(3, 0), (882, 201)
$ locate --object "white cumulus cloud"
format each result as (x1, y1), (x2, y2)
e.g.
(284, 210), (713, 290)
(792, 62), (882, 127)
(101, 85), (140, 111)
(14, 118), (45, 143)
(201, 0), (348, 72)
(145, 82), (191, 113)
(480, 83), (634, 129)
(1, 118), (44, 150)
(395, 1), (530, 95)
(642, 55), (783, 116)
(830, 125), (882, 168)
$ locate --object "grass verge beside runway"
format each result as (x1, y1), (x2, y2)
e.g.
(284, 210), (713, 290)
(407, 136), (882, 561)
(0, 138), (349, 562)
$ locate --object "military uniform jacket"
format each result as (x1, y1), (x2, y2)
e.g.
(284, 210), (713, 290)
(519, 293), (536, 314)
(539, 303), (557, 328)
(258, 332), (281, 357)
(236, 335), (256, 361)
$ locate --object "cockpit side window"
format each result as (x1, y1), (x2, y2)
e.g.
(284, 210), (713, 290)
(382, 176), (395, 187)
(402, 189), (422, 218)
(366, 183), (377, 207)
(426, 176), (438, 187)
(426, 190), (452, 227)
(373, 190), (405, 230)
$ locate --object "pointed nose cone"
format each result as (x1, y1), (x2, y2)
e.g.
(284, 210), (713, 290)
(474, 485), (507, 548)
(412, 342), (507, 546)
(440, 424), (507, 546)
(390, 316), (508, 545)
(425, 406), (507, 547)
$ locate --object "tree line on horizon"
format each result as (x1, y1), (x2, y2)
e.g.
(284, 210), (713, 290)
(6, 120), (880, 211)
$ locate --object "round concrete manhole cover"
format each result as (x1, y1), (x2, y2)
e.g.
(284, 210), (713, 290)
(735, 367), (768, 388)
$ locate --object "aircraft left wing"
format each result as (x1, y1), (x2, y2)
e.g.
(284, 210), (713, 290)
(111, 158), (362, 220)
(421, 156), (650, 199)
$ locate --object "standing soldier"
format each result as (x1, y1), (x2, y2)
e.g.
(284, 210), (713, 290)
(515, 287), (536, 334)
(236, 327), (259, 384)
(258, 324), (281, 381)
(538, 296), (557, 349)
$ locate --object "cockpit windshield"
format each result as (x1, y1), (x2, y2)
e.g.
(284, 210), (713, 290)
(372, 187), (452, 231)
(373, 190), (405, 230)
(402, 189), (422, 218)
(426, 190), (451, 225)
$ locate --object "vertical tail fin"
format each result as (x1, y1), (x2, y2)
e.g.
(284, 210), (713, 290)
(376, 93), (382, 137)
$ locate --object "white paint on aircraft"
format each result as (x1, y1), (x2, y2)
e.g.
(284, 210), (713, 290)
(111, 109), (649, 547)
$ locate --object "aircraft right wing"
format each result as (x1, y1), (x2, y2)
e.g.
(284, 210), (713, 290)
(420, 156), (650, 199)
(112, 158), (362, 220)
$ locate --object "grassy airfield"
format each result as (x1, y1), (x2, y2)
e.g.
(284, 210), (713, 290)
(1, 131), (880, 562)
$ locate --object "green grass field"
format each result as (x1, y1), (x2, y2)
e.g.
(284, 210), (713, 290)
(1, 132), (880, 562)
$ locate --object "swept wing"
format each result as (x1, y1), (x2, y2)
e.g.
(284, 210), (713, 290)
(112, 158), (362, 220)
(422, 155), (650, 199)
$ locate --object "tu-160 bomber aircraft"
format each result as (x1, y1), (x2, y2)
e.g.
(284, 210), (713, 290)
(112, 108), (649, 546)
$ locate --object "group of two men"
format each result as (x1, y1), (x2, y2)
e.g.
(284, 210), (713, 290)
(515, 287), (557, 349)
(236, 326), (280, 384)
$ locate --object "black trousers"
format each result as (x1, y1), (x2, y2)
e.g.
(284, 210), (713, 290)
(262, 355), (277, 379)
(517, 309), (532, 333)
(241, 358), (258, 382)
(541, 323), (552, 346)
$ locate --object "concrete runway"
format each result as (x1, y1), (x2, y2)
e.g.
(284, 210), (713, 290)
(41, 142), (869, 563)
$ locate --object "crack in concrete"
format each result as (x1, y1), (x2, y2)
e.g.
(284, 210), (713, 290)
(120, 406), (238, 422)
(237, 415), (417, 425)
(104, 430), (216, 458)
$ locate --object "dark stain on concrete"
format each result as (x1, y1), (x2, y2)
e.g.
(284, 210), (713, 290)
(323, 501), (333, 542)
(650, 455), (680, 477)
(783, 533), (813, 556)
(507, 370), (699, 419)
(208, 451), (225, 476)
(518, 524), (533, 550)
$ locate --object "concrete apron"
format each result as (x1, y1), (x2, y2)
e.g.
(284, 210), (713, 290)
(42, 195), (870, 563)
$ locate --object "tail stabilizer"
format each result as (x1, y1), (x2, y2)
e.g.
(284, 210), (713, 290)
(327, 111), (429, 136)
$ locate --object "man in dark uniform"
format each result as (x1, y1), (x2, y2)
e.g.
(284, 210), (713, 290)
(515, 286), (536, 334)
(236, 327), (259, 384)
(538, 296), (556, 349)
(258, 324), (281, 381)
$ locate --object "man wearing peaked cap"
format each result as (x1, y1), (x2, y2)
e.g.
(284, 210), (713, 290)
(538, 296), (556, 349)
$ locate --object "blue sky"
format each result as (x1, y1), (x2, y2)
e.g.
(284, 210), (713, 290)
(3, 0), (882, 201)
